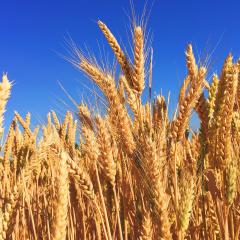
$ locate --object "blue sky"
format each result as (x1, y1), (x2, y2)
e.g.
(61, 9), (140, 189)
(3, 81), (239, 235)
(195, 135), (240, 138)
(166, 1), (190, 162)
(1, 0), (240, 130)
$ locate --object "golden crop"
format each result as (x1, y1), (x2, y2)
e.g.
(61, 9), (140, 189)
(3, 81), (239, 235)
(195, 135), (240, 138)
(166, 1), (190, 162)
(0, 18), (240, 240)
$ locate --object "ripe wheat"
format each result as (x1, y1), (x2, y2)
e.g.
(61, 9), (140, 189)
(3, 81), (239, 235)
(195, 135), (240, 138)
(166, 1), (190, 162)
(0, 17), (240, 240)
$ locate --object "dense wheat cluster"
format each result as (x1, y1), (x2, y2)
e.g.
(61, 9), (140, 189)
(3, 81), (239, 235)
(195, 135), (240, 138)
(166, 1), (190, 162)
(1, 19), (240, 240)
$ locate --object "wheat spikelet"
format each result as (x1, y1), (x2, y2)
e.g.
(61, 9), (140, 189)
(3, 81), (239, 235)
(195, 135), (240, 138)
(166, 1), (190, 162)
(51, 151), (69, 240)
(79, 60), (135, 154)
(209, 59), (238, 169)
(133, 26), (145, 94)
(235, 59), (240, 110)
(178, 174), (195, 236)
(141, 135), (171, 239)
(153, 95), (167, 131)
(185, 44), (198, 79)
(81, 124), (99, 174)
(47, 111), (52, 130)
(78, 103), (94, 130)
(95, 115), (116, 186)
(178, 76), (191, 108)
(66, 153), (95, 200)
(0, 185), (19, 240)
(25, 112), (31, 127)
(207, 74), (219, 124)
(79, 58), (110, 94)
(143, 102), (151, 126)
(118, 74), (126, 104)
(14, 111), (32, 137)
(195, 93), (209, 139)
(0, 74), (12, 137)
(60, 111), (70, 141)
(172, 66), (206, 142)
(206, 192), (220, 238)
(120, 74), (138, 117)
(212, 54), (233, 119)
(51, 110), (61, 131)
(139, 198), (152, 240)
(3, 119), (16, 173)
(226, 158), (237, 205)
(33, 126), (39, 139)
(67, 114), (76, 150)
(171, 44), (206, 141)
(98, 20), (133, 87)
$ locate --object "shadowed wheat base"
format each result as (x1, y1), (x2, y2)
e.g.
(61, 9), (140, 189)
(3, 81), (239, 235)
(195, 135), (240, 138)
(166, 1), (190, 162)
(0, 19), (240, 240)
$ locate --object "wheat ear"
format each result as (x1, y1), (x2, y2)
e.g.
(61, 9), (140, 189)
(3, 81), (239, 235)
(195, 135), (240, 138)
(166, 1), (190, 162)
(178, 175), (195, 238)
(95, 115), (116, 186)
(207, 74), (219, 125)
(78, 103), (94, 130)
(3, 119), (16, 173)
(185, 44), (198, 79)
(98, 20), (133, 87)
(209, 57), (238, 169)
(0, 185), (19, 240)
(66, 153), (95, 200)
(0, 74), (12, 137)
(79, 60), (135, 154)
(133, 26), (145, 94)
(51, 110), (61, 131)
(14, 111), (32, 137)
(141, 136), (171, 239)
(172, 67), (206, 142)
(51, 151), (69, 240)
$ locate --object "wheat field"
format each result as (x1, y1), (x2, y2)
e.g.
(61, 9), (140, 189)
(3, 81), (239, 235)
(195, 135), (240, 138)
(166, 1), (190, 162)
(0, 18), (240, 240)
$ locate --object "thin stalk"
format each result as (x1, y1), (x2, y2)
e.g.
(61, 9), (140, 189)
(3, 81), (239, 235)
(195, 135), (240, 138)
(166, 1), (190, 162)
(113, 187), (123, 240)
(93, 198), (109, 240)
(95, 163), (112, 240)
(173, 142), (180, 239)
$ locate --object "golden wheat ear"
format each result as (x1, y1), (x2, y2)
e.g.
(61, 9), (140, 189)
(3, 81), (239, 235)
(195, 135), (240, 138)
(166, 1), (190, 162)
(97, 20), (134, 88)
(3, 119), (16, 173)
(185, 44), (198, 79)
(132, 26), (145, 95)
(14, 111), (32, 137)
(207, 74), (219, 125)
(208, 55), (238, 170)
(95, 115), (116, 186)
(172, 45), (206, 142)
(78, 103), (94, 130)
(0, 74), (12, 137)
(51, 151), (69, 240)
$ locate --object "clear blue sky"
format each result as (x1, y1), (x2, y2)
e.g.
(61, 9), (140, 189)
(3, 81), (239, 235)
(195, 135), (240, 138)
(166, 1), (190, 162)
(1, 0), (240, 129)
